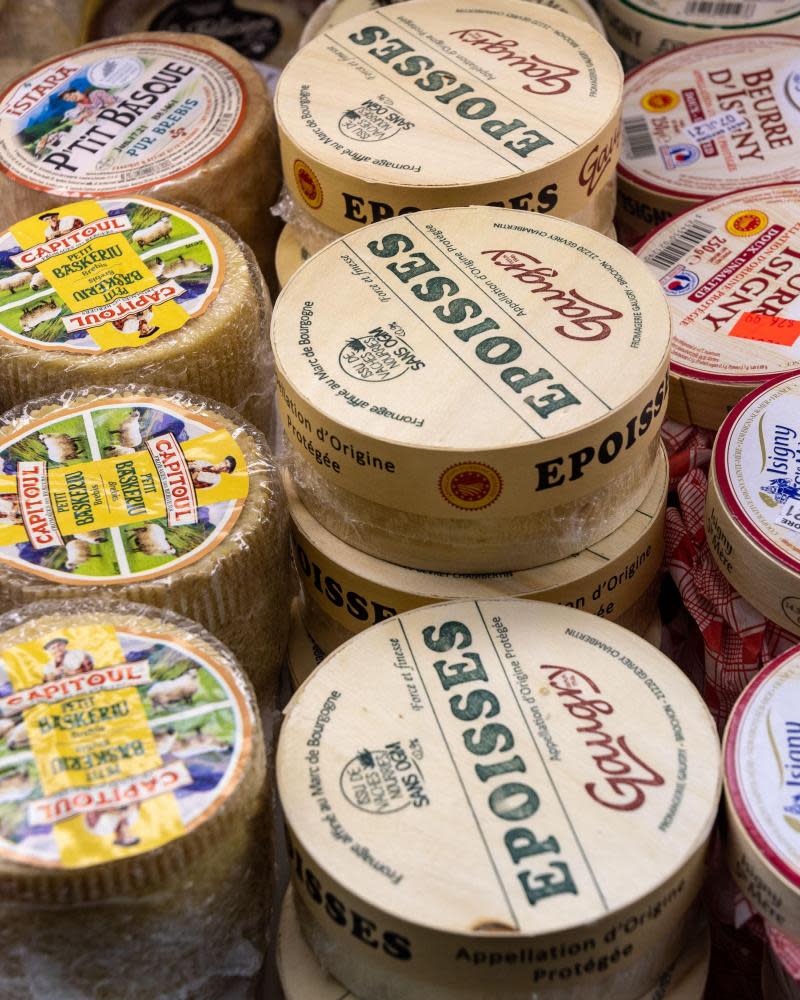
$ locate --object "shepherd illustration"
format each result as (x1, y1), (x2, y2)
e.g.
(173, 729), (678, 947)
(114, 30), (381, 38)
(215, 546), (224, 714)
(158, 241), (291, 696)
(42, 636), (94, 681)
(187, 456), (237, 489)
(39, 210), (85, 240)
(84, 804), (140, 848)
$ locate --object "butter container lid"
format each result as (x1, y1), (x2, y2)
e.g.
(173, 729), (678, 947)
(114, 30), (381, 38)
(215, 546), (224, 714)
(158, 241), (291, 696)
(637, 183), (800, 429)
(619, 36), (800, 204)
(276, 0), (623, 231)
(272, 205), (670, 519)
(277, 598), (720, 996)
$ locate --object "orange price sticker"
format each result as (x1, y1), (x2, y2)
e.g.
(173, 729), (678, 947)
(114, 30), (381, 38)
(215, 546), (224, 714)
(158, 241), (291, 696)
(728, 312), (800, 348)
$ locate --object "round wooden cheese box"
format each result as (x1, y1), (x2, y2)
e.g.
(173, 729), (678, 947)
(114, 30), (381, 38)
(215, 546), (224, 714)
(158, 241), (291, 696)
(272, 205), (670, 573)
(617, 35), (800, 244)
(277, 598), (721, 999)
(705, 373), (800, 637)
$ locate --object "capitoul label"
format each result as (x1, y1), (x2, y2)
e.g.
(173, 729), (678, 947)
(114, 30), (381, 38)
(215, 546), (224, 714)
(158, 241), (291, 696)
(0, 38), (246, 196)
(618, 36), (800, 211)
(0, 618), (251, 868)
(724, 645), (800, 935)
(0, 197), (223, 353)
(288, 445), (667, 639)
(0, 394), (249, 584)
(637, 183), (800, 429)
(278, 598), (720, 998)
(706, 372), (800, 635)
(272, 206), (670, 519)
(276, 0), (623, 232)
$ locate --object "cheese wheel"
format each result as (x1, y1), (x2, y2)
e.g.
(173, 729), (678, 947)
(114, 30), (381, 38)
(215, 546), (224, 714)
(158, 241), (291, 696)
(0, 598), (268, 999)
(636, 183), (800, 430)
(276, 213), (620, 290)
(276, 0), (623, 235)
(617, 35), (800, 244)
(278, 885), (710, 999)
(273, 205), (670, 573)
(0, 0), (96, 89)
(91, 0), (305, 73)
(287, 443), (667, 647)
(300, 0), (607, 47)
(0, 385), (288, 697)
(288, 596), (326, 690)
(277, 598), (721, 999)
(723, 644), (800, 939)
(705, 373), (800, 637)
(0, 196), (275, 435)
(0, 33), (281, 280)
(600, 0), (800, 70)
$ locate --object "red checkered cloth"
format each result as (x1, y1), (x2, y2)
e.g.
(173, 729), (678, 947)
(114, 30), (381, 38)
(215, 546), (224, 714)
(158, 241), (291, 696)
(661, 419), (715, 490)
(767, 925), (800, 983)
(664, 466), (797, 730)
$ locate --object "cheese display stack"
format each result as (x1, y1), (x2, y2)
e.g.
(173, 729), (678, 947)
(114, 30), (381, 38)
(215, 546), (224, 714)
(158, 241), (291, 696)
(0, 599), (269, 1000)
(277, 885), (712, 999)
(0, 384), (288, 697)
(273, 205), (671, 573)
(723, 646), (800, 956)
(705, 373), (800, 639)
(0, 196), (274, 434)
(616, 36), (800, 245)
(273, 0), (624, 266)
(636, 183), (800, 430)
(599, 0), (800, 70)
(0, 33), (281, 278)
(277, 598), (721, 999)
(286, 444), (668, 662)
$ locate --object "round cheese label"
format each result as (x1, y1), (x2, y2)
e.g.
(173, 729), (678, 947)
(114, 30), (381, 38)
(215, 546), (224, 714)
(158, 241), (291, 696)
(713, 373), (800, 578)
(724, 645), (800, 910)
(276, 0), (623, 231)
(0, 394), (249, 584)
(0, 618), (252, 868)
(272, 206), (670, 517)
(0, 197), (223, 353)
(288, 444), (667, 636)
(619, 36), (800, 202)
(278, 599), (720, 995)
(0, 39), (246, 196)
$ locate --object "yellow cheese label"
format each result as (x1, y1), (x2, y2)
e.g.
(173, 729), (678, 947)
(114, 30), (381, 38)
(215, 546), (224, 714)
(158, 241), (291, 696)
(0, 197), (223, 353)
(0, 621), (251, 868)
(0, 395), (248, 583)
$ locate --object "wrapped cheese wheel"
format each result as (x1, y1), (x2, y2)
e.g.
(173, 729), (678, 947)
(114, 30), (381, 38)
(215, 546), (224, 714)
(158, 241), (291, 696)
(0, 196), (274, 433)
(705, 373), (800, 638)
(616, 35), (800, 245)
(273, 205), (670, 573)
(0, 0), (94, 90)
(287, 443), (668, 650)
(0, 598), (269, 1000)
(637, 183), (800, 430)
(300, 0), (606, 47)
(276, 0), (623, 238)
(277, 598), (721, 1000)
(0, 33), (281, 277)
(723, 643), (800, 939)
(600, 0), (800, 70)
(91, 0), (305, 73)
(0, 384), (288, 697)
(278, 886), (710, 999)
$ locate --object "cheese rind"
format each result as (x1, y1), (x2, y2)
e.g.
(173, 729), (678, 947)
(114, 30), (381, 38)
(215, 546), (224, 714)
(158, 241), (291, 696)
(0, 598), (269, 999)
(705, 373), (800, 637)
(0, 33), (281, 278)
(723, 645), (800, 937)
(617, 36), (800, 243)
(278, 598), (721, 999)
(0, 385), (288, 696)
(0, 197), (275, 434)
(276, 0), (623, 232)
(288, 596), (326, 690)
(287, 445), (667, 641)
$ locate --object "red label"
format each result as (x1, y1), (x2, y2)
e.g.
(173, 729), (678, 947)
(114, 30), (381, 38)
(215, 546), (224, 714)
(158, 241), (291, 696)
(729, 311), (800, 347)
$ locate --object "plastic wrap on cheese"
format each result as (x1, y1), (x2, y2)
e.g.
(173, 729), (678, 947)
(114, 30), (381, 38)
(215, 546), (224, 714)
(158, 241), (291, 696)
(0, 384), (289, 699)
(0, 0), (91, 90)
(0, 598), (270, 1000)
(0, 32), (282, 281)
(0, 197), (276, 441)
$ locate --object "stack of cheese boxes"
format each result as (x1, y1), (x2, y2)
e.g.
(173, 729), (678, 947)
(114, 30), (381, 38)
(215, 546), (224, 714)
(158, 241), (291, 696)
(0, 28), (289, 1000)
